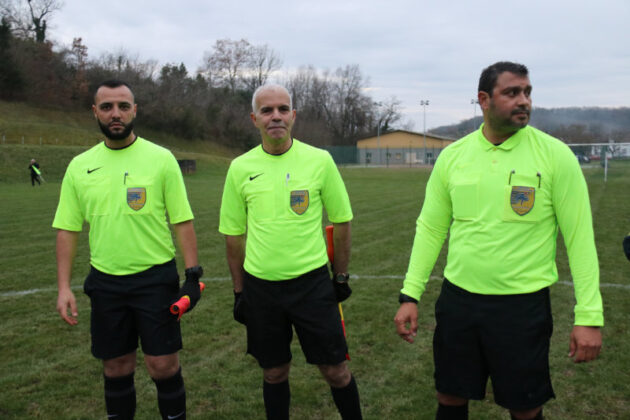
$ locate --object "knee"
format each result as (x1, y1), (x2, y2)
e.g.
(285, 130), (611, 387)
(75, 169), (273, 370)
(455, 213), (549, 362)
(103, 352), (136, 378)
(436, 392), (468, 406)
(263, 363), (290, 384)
(510, 407), (543, 420)
(145, 354), (180, 380)
(319, 362), (351, 388)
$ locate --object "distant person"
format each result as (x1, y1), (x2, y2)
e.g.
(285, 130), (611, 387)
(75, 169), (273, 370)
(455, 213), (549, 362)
(53, 80), (203, 420)
(28, 158), (41, 186)
(219, 84), (362, 419)
(394, 62), (603, 420)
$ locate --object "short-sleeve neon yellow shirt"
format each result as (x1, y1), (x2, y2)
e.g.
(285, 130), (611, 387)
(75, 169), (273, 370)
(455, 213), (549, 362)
(53, 137), (194, 275)
(219, 139), (353, 280)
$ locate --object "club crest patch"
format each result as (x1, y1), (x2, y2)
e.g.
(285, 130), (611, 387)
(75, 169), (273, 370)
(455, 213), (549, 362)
(510, 186), (535, 216)
(127, 188), (146, 211)
(290, 190), (309, 215)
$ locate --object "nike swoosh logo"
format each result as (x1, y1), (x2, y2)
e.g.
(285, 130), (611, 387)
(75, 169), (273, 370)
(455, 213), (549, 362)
(87, 167), (103, 174)
(167, 412), (185, 419)
(249, 173), (263, 181)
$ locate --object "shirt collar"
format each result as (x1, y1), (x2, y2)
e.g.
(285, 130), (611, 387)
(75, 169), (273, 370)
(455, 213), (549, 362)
(476, 123), (526, 151)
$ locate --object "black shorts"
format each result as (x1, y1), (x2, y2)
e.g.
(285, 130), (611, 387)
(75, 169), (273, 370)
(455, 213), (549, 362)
(433, 279), (555, 411)
(241, 265), (348, 369)
(83, 259), (182, 360)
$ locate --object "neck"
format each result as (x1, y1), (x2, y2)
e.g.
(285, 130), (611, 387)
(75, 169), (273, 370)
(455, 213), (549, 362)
(482, 124), (517, 145)
(262, 137), (292, 155)
(105, 133), (137, 149)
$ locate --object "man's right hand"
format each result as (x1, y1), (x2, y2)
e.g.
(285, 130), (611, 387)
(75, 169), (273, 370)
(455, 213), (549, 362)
(394, 303), (418, 343)
(233, 291), (246, 324)
(57, 288), (78, 326)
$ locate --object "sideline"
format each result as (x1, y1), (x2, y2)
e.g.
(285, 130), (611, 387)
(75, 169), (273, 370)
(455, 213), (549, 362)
(2, 275), (629, 298)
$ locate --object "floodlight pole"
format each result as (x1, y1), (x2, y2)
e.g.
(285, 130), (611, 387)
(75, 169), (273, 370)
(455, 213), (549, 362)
(471, 99), (479, 131)
(420, 100), (429, 164)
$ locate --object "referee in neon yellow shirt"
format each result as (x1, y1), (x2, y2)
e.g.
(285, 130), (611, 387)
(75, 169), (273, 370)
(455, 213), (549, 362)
(219, 84), (362, 419)
(54, 80), (203, 420)
(394, 62), (603, 420)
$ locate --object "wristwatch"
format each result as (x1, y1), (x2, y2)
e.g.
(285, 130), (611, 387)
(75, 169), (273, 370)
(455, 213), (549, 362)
(185, 265), (204, 279)
(334, 273), (350, 284)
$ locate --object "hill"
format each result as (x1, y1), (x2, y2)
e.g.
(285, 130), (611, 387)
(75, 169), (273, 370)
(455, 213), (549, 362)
(431, 107), (630, 142)
(0, 100), (237, 183)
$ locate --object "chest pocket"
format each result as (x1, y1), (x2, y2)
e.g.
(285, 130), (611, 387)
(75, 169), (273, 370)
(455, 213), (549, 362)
(450, 170), (480, 221)
(285, 175), (316, 218)
(123, 174), (154, 214)
(503, 173), (542, 223)
(83, 175), (111, 216)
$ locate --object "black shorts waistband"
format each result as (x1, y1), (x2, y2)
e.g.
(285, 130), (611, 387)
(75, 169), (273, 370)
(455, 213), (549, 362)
(443, 278), (549, 300)
(245, 264), (329, 284)
(90, 259), (176, 280)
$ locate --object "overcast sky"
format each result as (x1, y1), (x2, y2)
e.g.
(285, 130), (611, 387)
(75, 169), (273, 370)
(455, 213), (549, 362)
(51, 0), (628, 131)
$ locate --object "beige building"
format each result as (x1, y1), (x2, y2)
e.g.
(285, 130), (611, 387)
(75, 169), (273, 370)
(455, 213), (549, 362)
(357, 130), (454, 165)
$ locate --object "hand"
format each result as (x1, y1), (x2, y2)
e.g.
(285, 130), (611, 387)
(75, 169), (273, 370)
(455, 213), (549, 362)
(57, 288), (78, 326)
(569, 325), (602, 363)
(177, 269), (202, 312)
(332, 280), (352, 302)
(394, 303), (418, 343)
(233, 291), (246, 325)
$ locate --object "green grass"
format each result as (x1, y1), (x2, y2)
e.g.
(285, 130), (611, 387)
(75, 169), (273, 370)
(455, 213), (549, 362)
(0, 150), (629, 419)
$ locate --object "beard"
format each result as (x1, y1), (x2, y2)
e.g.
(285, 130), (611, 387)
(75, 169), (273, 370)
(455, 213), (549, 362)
(488, 104), (530, 134)
(98, 119), (135, 141)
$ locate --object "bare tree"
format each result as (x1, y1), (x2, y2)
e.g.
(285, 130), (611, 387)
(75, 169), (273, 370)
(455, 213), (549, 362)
(201, 38), (252, 92)
(242, 44), (282, 91)
(0, 0), (62, 42)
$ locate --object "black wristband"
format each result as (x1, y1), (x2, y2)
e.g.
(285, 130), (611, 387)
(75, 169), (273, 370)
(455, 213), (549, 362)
(398, 293), (418, 304)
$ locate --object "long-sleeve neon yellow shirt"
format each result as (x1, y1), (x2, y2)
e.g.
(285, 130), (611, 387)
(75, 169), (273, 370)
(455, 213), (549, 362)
(402, 125), (603, 326)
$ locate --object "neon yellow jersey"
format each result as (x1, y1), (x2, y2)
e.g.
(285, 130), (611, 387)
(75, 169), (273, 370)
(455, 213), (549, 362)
(219, 139), (353, 280)
(53, 137), (194, 275)
(402, 125), (603, 326)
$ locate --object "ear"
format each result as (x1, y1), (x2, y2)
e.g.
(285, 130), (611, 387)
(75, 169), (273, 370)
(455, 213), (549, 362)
(478, 91), (490, 111)
(133, 103), (137, 117)
(250, 112), (257, 125)
(291, 109), (296, 122)
(92, 104), (98, 119)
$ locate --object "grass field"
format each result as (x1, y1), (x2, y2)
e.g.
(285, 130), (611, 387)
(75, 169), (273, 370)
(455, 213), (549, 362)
(0, 144), (629, 419)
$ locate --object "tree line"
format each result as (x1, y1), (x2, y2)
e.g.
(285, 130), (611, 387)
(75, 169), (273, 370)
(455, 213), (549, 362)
(0, 0), (403, 150)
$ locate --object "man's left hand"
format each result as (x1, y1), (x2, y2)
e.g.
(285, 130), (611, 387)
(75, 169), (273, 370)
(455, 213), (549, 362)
(569, 325), (602, 363)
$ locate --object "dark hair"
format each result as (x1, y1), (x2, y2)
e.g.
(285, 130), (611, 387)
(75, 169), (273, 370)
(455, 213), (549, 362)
(478, 62), (528, 97)
(93, 79), (134, 102)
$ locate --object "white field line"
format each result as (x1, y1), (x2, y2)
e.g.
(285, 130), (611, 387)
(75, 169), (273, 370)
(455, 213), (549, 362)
(1, 275), (629, 298)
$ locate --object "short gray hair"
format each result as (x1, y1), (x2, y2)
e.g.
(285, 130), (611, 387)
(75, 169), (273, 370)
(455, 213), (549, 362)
(251, 84), (293, 113)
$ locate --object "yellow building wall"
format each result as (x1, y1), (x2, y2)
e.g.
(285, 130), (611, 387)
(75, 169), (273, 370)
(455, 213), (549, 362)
(357, 132), (453, 149)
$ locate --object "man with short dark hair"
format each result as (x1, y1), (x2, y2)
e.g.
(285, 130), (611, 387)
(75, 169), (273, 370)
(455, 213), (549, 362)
(54, 80), (203, 419)
(394, 62), (603, 420)
(219, 84), (362, 419)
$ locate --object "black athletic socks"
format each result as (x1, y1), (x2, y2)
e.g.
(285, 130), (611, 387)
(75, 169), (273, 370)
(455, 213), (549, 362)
(330, 375), (363, 420)
(436, 402), (469, 420)
(104, 371), (136, 420)
(152, 367), (186, 420)
(263, 379), (290, 420)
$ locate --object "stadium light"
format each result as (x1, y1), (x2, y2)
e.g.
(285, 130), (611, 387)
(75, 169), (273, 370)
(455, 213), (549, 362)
(420, 100), (429, 164)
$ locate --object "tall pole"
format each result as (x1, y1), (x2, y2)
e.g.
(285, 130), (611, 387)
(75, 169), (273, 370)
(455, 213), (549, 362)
(420, 100), (429, 164)
(377, 120), (381, 166)
(471, 99), (478, 131)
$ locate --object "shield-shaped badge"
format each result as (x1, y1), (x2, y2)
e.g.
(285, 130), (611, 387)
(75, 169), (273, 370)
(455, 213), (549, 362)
(290, 190), (309, 215)
(127, 187), (146, 211)
(510, 186), (535, 216)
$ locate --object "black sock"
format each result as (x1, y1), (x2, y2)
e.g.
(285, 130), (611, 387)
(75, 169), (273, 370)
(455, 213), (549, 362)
(104, 371), (136, 420)
(330, 375), (362, 420)
(436, 402), (468, 420)
(152, 367), (186, 420)
(263, 379), (290, 420)
(511, 408), (543, 420)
